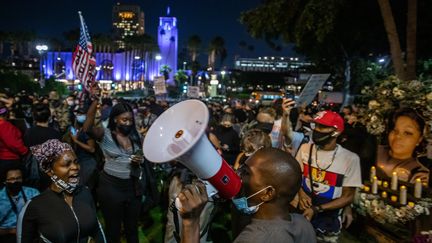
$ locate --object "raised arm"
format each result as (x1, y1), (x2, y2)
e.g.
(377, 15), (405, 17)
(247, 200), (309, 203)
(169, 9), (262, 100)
(82, 85), (104, 141)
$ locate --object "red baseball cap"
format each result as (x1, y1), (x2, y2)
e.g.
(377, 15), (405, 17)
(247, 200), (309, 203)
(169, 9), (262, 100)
(313, 110), (344, 133)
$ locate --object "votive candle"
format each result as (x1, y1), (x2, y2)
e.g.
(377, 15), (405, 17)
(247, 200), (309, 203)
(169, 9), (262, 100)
(391, 171), (398, 190)
(372, 176), (378, 194)
(399, 186), (407, 205)
(414, 178), (422, 198)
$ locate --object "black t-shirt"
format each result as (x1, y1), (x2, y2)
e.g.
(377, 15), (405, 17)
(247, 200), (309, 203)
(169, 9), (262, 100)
(18, 187), (105, 242)
(23, 126), (62, 147)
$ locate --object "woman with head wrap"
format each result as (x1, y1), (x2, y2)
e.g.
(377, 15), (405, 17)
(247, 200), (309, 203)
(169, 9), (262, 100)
(16, 139), (105, 243)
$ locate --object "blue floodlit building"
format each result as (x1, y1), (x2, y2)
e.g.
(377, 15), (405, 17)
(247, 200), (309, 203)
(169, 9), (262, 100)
(41, 7), (178, 91)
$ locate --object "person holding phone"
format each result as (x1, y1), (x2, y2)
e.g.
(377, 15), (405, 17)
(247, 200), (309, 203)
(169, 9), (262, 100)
(82, 85), (146, 243)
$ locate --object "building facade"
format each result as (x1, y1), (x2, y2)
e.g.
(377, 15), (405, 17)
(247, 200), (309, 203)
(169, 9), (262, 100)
(235, 56), (312, 73)
(112, 3), (145, 49)
(157, 7), (177, 85)
(42, 50), (161, 91)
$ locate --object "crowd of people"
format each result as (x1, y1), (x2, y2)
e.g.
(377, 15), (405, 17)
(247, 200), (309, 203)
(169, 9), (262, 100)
(0, 86), (431, 243)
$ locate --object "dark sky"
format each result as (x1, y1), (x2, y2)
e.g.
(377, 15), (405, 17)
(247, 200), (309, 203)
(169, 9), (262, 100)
(0, 0), (294, 66)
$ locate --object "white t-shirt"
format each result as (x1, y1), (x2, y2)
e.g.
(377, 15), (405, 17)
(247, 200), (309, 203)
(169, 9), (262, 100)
(296, 143), (362, 202)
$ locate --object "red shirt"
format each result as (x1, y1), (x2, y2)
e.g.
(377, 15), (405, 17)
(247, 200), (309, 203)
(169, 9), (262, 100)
(0, 119), (28, 160)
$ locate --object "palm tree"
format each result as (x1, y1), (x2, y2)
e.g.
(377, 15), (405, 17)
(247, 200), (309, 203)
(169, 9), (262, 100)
(208, 36), (227, 69)
(160, 64), (172, 81)
(406, 0), (417, 80)
(187, 35), (201, 62)
(377, 0), (405, 80)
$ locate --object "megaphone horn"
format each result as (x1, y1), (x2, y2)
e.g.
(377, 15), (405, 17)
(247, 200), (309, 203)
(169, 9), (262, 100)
(143, 100), (241, 199)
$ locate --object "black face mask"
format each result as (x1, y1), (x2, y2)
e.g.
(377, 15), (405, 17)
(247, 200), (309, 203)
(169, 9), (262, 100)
(117, 124), (133, 135)
(312, 130), (335, 147)
(255, 122), (274, 134)
(6, 182), (22, 195)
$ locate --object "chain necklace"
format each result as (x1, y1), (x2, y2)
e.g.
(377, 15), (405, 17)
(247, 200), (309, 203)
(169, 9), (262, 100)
(315, 145), (339, 174)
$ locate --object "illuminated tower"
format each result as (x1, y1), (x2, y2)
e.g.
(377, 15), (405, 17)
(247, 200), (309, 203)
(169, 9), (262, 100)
(112, 3), (145, 49)
(157, 7), (177, 85)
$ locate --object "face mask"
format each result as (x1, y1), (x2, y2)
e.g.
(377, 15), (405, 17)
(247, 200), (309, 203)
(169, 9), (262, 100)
(5, 181), (22, 195)
(67, 100), (74, 106)
(255, 122), (274, 134)
(74, 100), (80, 105)
(112, 101), (118, 106)
(312, 130), (335, 147)
(232, 186), (271, 215)
(50, 174), (78, 194)
(117, 124), (133, 135)
(133, 108), (138, 115)
(76, 115), (86, 123)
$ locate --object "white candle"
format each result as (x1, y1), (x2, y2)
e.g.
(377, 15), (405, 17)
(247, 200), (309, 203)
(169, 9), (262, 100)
(391, 171), (398, 191)
(414, 178), (422, 198)
(370, 166), (376, 182)
(372, 176), (378, 194)
(399, 186), (407, 205)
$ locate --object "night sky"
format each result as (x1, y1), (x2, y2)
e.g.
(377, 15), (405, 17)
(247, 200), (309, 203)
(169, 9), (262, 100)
(0, 0), (294, 66)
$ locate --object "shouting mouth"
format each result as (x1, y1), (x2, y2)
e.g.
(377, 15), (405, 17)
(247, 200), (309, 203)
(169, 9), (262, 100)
(68, 174), (80, 184)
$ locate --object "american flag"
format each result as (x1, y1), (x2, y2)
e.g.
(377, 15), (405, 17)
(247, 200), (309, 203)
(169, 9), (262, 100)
(72, 11), (96, 93)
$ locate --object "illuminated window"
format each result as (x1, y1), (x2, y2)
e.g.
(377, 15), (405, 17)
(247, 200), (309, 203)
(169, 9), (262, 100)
(119, 12), (135, 19)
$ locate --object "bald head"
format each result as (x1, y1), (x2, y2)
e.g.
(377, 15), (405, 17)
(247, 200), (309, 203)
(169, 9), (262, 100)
(246, 148), (302, 202)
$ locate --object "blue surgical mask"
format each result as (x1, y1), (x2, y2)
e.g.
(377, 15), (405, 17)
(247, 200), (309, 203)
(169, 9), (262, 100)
(76, 115), (86, 123)
(232, 186), (271, 214)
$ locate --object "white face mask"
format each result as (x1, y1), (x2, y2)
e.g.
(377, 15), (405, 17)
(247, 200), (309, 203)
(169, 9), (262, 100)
(50, 174), (79, 194)
(67, 100), (74, 106)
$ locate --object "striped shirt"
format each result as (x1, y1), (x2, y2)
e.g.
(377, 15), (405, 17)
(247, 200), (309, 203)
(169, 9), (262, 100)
(99, 128), (139, 179)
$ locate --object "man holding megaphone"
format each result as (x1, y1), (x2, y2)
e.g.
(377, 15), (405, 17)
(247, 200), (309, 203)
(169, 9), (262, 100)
(176, 148), (316, 243)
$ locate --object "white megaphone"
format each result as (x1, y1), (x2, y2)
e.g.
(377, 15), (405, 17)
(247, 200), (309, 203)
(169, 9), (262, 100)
(143, 99), (241, 199)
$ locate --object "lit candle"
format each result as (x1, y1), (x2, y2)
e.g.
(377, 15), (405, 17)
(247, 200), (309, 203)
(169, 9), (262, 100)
(370, 166), (376, 181)
(372, 176), (378, 194)
(414, 178), (422, 198)
(364, 186), (370, 192)
(378, 180), (382, 186)
(391, 195), (398, 202)
(391, 171), (398, 191)
(408, 202), (415, 208)
(383, 181), (389, 188)
(399, 186), (407, 205)
(381, 191), (388, 198)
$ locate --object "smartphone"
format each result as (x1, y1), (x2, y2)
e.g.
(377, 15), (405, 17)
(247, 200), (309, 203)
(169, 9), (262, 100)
(70, 127), (77, 136)
(133, 149), (143, 156)
(285, 90), (295, 100)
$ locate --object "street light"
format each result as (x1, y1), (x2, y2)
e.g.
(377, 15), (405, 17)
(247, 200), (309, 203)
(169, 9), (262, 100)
(183, 61), (187, 70)
(35, 44), (48, 87)
(155, 54), (162, 61)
